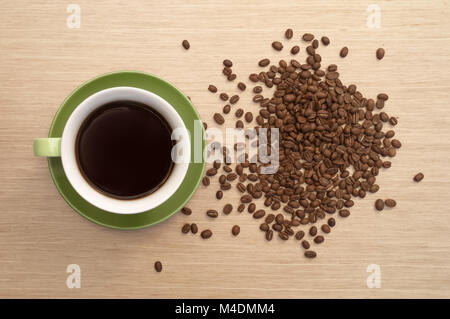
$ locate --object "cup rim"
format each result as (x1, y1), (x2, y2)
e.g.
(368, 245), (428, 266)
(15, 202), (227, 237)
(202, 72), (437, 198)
(60, 86), (191, 214)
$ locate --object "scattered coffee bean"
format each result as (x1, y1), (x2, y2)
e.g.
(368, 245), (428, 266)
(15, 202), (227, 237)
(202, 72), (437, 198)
(227, 74), (236, 81)
(321, 224), (331, 233)
(213, 113), (225, 125)
(154, 261), (162, 272)
(321, 36), (330, 45)
(290, 45), (300, 55)
(182, 40), (190, 50)
(328, 218), (336, 227)
(237, 82), (246, 91)
(339, 209), (350, 217)
(309, 226), (317, 236)
(206, 168), (217, 176)
(272, 41), (283, 51)
(259, 58), (270, 67)
(376, 48), (385, 60)
(181, 207), (192, 215)
(304, 251), (317, 259)
(207, 210), (218, 218)
(222, 104), (231, 114)
(266, 230), (273, 241)
(202, 176), (210, 186)
(182, 223), (191, 233)
(223, 59), (233, 67)
(190, 223), (198, 234)
(230, 95), (240, 104)
(340, 46), (348, 57)
(223, 203), (233, 215)
(302, 33), (314, 41)
(414, 173), (424, 182)
(295, 230), (305, 240)
(231, 225), (240, 236)
(375, 199), (385, 211)
(301, 240), (310, 249)
(216, 191), (223, 200)
(208, 85), (217, 93)
(244, 112), (253, 123)
(385, 199), (396, 208)
(253, 210), (266, 219)
(314, 235), (324, 244)
(201, 229), (212, 239)
(391, 139), (402, 149)
(219, 93), (229, 101)
(285, 28), (293, 39)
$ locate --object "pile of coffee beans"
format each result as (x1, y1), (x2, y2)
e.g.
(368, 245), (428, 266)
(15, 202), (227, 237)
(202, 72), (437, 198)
(179, 30), (415, 259)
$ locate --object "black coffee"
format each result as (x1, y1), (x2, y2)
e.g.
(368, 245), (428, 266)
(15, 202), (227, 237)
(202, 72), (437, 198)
(76, 101), (174, 199)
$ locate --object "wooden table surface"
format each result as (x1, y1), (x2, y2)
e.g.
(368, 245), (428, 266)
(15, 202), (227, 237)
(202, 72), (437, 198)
(1, 0), (449, 298)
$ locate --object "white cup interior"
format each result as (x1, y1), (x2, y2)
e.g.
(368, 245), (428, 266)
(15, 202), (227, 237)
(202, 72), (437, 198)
(61, 87), (190, 214)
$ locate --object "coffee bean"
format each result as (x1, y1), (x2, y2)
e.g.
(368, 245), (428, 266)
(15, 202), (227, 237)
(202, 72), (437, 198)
(219, 93), (229, 101)
(253, 210), (266, 219)
(181, 207), (192, 215)
(314, 235), (324, 244)
(216, 191), (223, 200)
(201, 229), (212, 239)
(376, 48), (385, 60)
(259, 59), (270, 67)
(220, 182), (231, 191)
(182, 40), (190, 50)
(339, 209), (350, 217)
(244, 112), (253, 123)
(389, 117), (398, 126)
(213, 113), (225, 125)
(222, 104), (231, 114)
(309, 226), (317, 236)
(391, 139), (402, 148)
(222, 203), (233, 215)
(377, 93), (389, 101)
(190, 223), (198, 234)
(154, 261), (162, 272)
(301, 240), (310, 249)
(230, 95), (240, 104)
(232, 225), (240, 236)
(206, 168), (217, 176)
(235, 108), (244, 118)
(266, 230), (273, 241)
(181, 223), (191, 233)
(321, 224), (331, 233)
(414, 172), (424, 182)
(321, 36), (330, 45)
(340, 46), (348, 57)
(375, 199), (385, 211)
(304, 251), (317, 258)
(327, 217), (336, 227)
(207, 210), (218, 218)
(285, 28), (293, 39)
(295, 230), (305, 240)
(279, 231), (289, 240)
(208, 85), (217, 93)
(202, 176), (210, 186)
(302, 33), (314, 41)
(237, 82), (246, 91)
(227, 74), (236, 81)
(385, 199), (396, 207)
(223, 59), (233, 67)
(272, 41), (283, 51)
(291, 45), (300, 55)
(236, 120), (244, 128)
(249, 73), (259, 82)
(237, 203), (245, 212)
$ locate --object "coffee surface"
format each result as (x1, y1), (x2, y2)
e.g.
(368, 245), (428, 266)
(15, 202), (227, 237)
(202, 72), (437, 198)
(76, 101), (174, 199)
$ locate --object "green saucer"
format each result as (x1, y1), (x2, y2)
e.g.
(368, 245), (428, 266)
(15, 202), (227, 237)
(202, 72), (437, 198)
(47, 71), (206, 229)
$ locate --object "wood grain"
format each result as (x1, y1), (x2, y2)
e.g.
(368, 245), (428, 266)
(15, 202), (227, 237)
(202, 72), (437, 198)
(0, 0), (449, 298)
